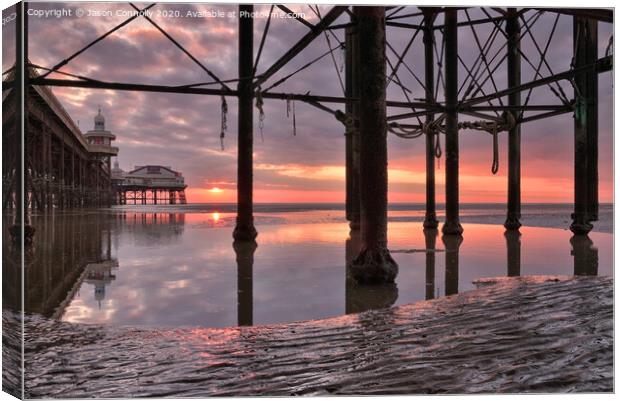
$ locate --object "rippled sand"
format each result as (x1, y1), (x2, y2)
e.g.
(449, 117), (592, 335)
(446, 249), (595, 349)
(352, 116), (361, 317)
(21, 275), (612, 397)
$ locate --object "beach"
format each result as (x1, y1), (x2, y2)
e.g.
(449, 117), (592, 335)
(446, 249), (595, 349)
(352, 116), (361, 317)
(21, 276), (612, 397)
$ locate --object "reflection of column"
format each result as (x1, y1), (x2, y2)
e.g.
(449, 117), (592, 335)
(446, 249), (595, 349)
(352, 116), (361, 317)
(106, 226), (112, 260)
(504, 230), (521, 277)
(234, 240), (257, 326)
(346, 281), (398, 315)
(571, 235), (598, 276)
(442, 234), (462, 296)
(346, 230), (360, 313)
(424, 228), (438, 300)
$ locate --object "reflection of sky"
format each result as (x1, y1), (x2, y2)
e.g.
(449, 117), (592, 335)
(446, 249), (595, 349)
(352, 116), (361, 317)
(61, 212), (613, 328)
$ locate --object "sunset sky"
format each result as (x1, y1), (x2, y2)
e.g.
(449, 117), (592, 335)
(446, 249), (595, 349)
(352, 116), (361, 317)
(2, 2), (614, 204)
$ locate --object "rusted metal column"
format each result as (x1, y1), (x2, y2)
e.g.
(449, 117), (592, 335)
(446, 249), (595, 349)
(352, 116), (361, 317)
(504, 230), (521, 277)
(348, 6), (398, 284)
(234, 240), (256, 326)
(60, 135), (65, 209)
(79, 158), (84, 207)
(71, 147), (75, 208)
(346, 229), (398, 314)
(442, 9), (463, 235)
(40, 125), (47, 210)
(12, 0), (24, 229)
(424, 228), (438, 300)
(233, 4), (258, 241)
(423, 9), (438, 229)
(345, 13), (361, 230)
(504, 8), (522, 230)
(585, 20), (598, 224)
(106, 156), (111, 206)
(10, 1), (35, 244)
(442, 234), (462, 296)
(570, 16), (598, 234)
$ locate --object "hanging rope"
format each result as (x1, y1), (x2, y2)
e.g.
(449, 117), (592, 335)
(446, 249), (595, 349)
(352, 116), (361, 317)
(434, 129), (442, 159)
(491, 125), (499, 174)
(388, 112), (515, 174)
(255, 86), (265, 142)
(286, 95), (297, 136)
(605, 35), (613, 57)
(219, 95), (228, 151)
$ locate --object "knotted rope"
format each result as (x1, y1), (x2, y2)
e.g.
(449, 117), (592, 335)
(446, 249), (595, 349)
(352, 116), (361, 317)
(255, 86), (265, 142)
(335, 110), (356, 137)
(286, 95), (297, 136)
(389, 112), (515, 174)
(219, 95), (228, 151)
(457, 111), (516, 174)
(605, 35), (613, 57)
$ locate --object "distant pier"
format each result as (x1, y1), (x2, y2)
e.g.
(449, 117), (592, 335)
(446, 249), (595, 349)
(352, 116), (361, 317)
(112, 164), (187, 205)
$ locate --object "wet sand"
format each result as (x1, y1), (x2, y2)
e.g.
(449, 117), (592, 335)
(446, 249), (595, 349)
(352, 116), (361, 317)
(23, 275), (612, 396)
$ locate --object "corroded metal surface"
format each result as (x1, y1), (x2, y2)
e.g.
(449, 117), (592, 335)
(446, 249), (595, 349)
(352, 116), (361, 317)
(23, 275), (612, 397)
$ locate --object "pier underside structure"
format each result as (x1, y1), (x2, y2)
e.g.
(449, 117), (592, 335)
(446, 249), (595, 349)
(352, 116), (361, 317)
(3, 77), (114, 212)
(3, 3), (613, 283)
(116, 186), (187, 205)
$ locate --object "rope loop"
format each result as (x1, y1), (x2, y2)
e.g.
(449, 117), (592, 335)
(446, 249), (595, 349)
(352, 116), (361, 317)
(219, 94), (228, 151)
(286, 95), (297, 136)
(491, 126), (499, 174)
(255, 86), (265, 142)
(434, 129), (442, 159)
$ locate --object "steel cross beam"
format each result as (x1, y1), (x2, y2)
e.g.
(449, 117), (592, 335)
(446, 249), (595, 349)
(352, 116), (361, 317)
(534, 8), (613, 23)
(24, 76), (432, 109)
(252, 5), (348, 89)
(461, 55), (612, 107)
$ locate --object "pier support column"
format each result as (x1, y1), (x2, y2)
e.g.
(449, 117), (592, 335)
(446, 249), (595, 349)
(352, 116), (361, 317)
(423, 8), (439, 229)
(504, 8), (522, 230)
(570, 16), (598, 234)
(10, 2), (35, 245)
(348, 6), (398, 284)
(71, 148), (75, 208)
(345, 14), (361, 230)
(40, 126), (47, 210)
(442, 9), (463, 235)
(60, 135), (65, 209)
(233, 4), (258, 241)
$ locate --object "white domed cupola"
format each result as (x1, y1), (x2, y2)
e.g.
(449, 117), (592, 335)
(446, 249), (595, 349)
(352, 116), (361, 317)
(94, 106), (105, 130)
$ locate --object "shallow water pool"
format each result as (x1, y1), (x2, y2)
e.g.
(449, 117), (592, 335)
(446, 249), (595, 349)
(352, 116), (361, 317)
(4, 210), (611, 328)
